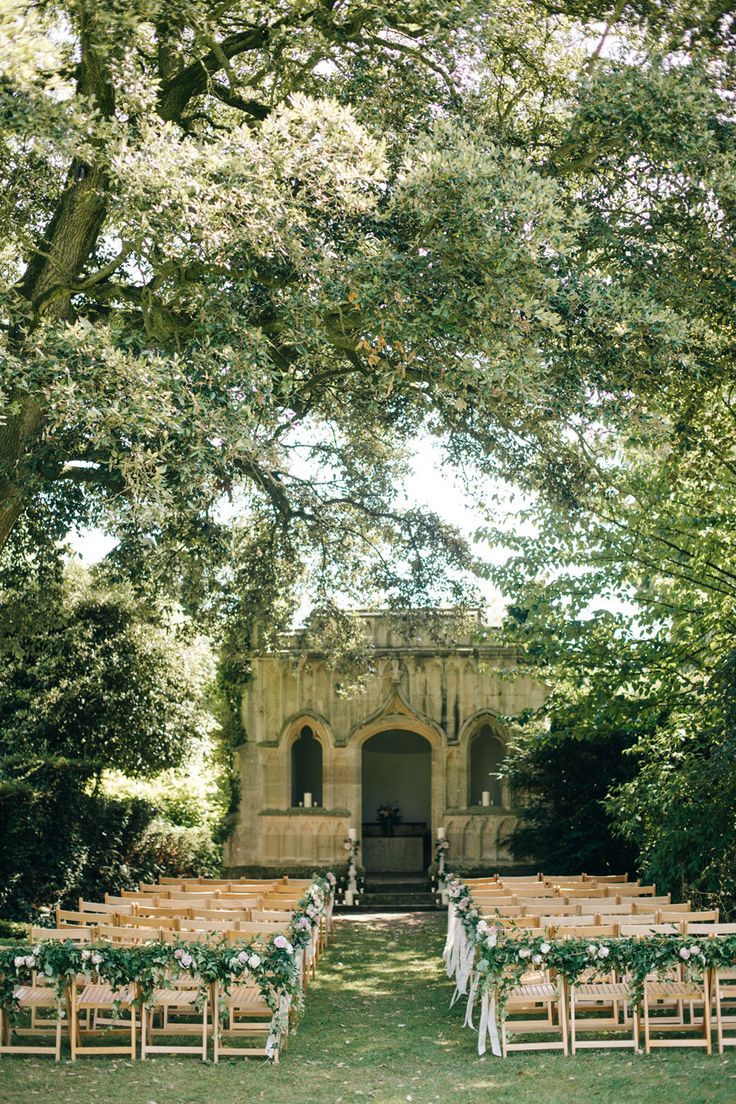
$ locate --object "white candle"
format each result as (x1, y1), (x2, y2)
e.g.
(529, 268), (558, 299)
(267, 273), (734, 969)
(348, 827), (357, 841)
(482, 791), (491, 807)
(437, 826), (446, 840)
(303, 792), (312, 808)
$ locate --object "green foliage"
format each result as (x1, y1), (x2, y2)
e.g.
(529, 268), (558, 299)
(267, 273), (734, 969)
(4, 0), (734, 647)
(0, 563), (225, 919)
(125, 818), (221, 883)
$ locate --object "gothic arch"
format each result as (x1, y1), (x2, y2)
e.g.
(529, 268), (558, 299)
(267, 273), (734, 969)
(461, 712), (509, 809)
(282, 714), (333, 809)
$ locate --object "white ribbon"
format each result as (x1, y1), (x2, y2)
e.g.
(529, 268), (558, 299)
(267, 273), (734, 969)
(444, 903), (457, 965)
(477, 988), (502, 1057)
(464, 971), (478, 1029)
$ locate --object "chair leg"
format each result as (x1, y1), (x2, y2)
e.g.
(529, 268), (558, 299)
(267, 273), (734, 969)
(560, 982), (569, 1057)
(716, 974), (725, 1055)
(643, 986), (651, 1056)
(704, 973), (712, 1055)
(569, 986), (577, 1056)
(55, 1009), (62, 1062)
(202, 998), (209, 1061)
(70, 988), (78, 1062)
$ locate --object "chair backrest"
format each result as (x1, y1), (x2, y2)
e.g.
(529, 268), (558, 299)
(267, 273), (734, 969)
(651, 900), (691, 913)
(542, 914), (595, 928)
(57, 908), (94, 926)
(544, 874), (584, 884)
(83, 899), (130, 913)
(524, 901), (580, 915)
(630, 895), (674, 908)
(555, 924), (619, 938)
(619, 923), (683, 936)
(501, 874), (543, 883)
(614, 884), (658, 897)
(114, 912), (180, 930)
(564, 887), (607, 899)
(30, 926), (94, 942)
(619, 913), (657, 926)
(96, 923), (163, 943)
(249, 909), (294, 923)
(663, 909), (718, 923)
(497, 916), (540, 929)
(473, 897), (516, 910)
(685, 922), (736, 935)
(177, 918), (241, 932)
(160, 928), (211, 944)
(584, 874), (628, 883)
(590, 900), (635, 914)
(134, 904), (195, 920)
(502, 884), (557, 897)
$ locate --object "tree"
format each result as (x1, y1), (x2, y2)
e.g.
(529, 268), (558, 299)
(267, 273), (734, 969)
(2, 1), (734, 631)
(484, 346), (736, 907)
(0, 562), (215, 915)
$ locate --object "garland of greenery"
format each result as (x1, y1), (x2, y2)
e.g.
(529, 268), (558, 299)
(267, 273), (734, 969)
(0, 874), (337, 1035)
(444, 875), (736, 1017)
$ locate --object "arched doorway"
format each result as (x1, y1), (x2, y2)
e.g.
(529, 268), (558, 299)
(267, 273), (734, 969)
(361, 729), (431, 872)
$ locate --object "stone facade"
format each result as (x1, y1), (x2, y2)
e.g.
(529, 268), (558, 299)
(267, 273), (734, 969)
(225, 611), (547, 873)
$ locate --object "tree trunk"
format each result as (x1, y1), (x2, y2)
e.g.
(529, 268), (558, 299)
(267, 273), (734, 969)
(0, 2), (115, 551)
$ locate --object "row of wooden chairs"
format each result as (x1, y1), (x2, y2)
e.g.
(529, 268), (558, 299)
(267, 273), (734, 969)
(1, 876), (333, 1062)
(450, 872), (734, 1057)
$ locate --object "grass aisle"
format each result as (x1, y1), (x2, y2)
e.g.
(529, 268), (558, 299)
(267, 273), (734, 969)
(1, 912), (735, 1104)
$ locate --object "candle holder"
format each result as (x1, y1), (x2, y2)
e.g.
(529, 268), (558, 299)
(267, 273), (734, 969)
(433, 833), (450, 905)
(342, 833), (361, 906)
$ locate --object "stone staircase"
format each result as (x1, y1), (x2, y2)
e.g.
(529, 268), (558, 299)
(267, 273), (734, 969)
(340, 873), (441, 913)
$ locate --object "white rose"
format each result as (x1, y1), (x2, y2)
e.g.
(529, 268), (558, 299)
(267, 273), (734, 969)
(540, 942), (551, 954)
(532, 954), (543, 965)
(689, 945), (702, 956)
(91, 953), (103, 965)
(81, 950), (91, 961)
(587, 944), (598, 956)
(518, 947), (531, 960)
(237, 950), (248, 962)
(597, 947), (610, 959)
(248, 954), (261, 969)
(679, 947), (691, 960)
(13, 955), (24, 968)
(485, 934), (497, 949)
(180, 953), (193, 968)
(476, 920), (489, 935)
(24, 955), (36, 968)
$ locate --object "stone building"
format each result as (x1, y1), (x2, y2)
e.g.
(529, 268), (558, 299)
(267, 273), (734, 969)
(225, 611), (546, 875)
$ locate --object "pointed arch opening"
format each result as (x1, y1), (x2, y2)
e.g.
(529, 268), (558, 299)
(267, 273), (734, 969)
(291, 724), (323, 807)
(469, 722), (506, 807)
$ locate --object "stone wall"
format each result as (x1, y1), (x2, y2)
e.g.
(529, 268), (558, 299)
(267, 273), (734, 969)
(225, 611), (547, 872)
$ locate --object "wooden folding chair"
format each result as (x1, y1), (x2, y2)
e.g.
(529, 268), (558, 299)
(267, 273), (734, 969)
(69, 975), (137, 1059)
(212, 982), (277, 1061)
(0, 973), (64, 1061)
(140, 978), (209, 1060)
(498, 970), (568, 1056)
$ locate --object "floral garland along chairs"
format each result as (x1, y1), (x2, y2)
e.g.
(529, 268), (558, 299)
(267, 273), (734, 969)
(444, 873), (736, 1057)
(0, 872), (337, 1063)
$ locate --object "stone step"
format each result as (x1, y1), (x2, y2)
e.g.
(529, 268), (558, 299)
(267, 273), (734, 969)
(340, 891), (440, 913)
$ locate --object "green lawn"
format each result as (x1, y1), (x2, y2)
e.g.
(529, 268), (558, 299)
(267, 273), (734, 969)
(1, 912), (734, 1104)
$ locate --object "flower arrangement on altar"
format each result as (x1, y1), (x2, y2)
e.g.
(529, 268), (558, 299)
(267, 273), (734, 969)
(377, 802), (401, 836)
